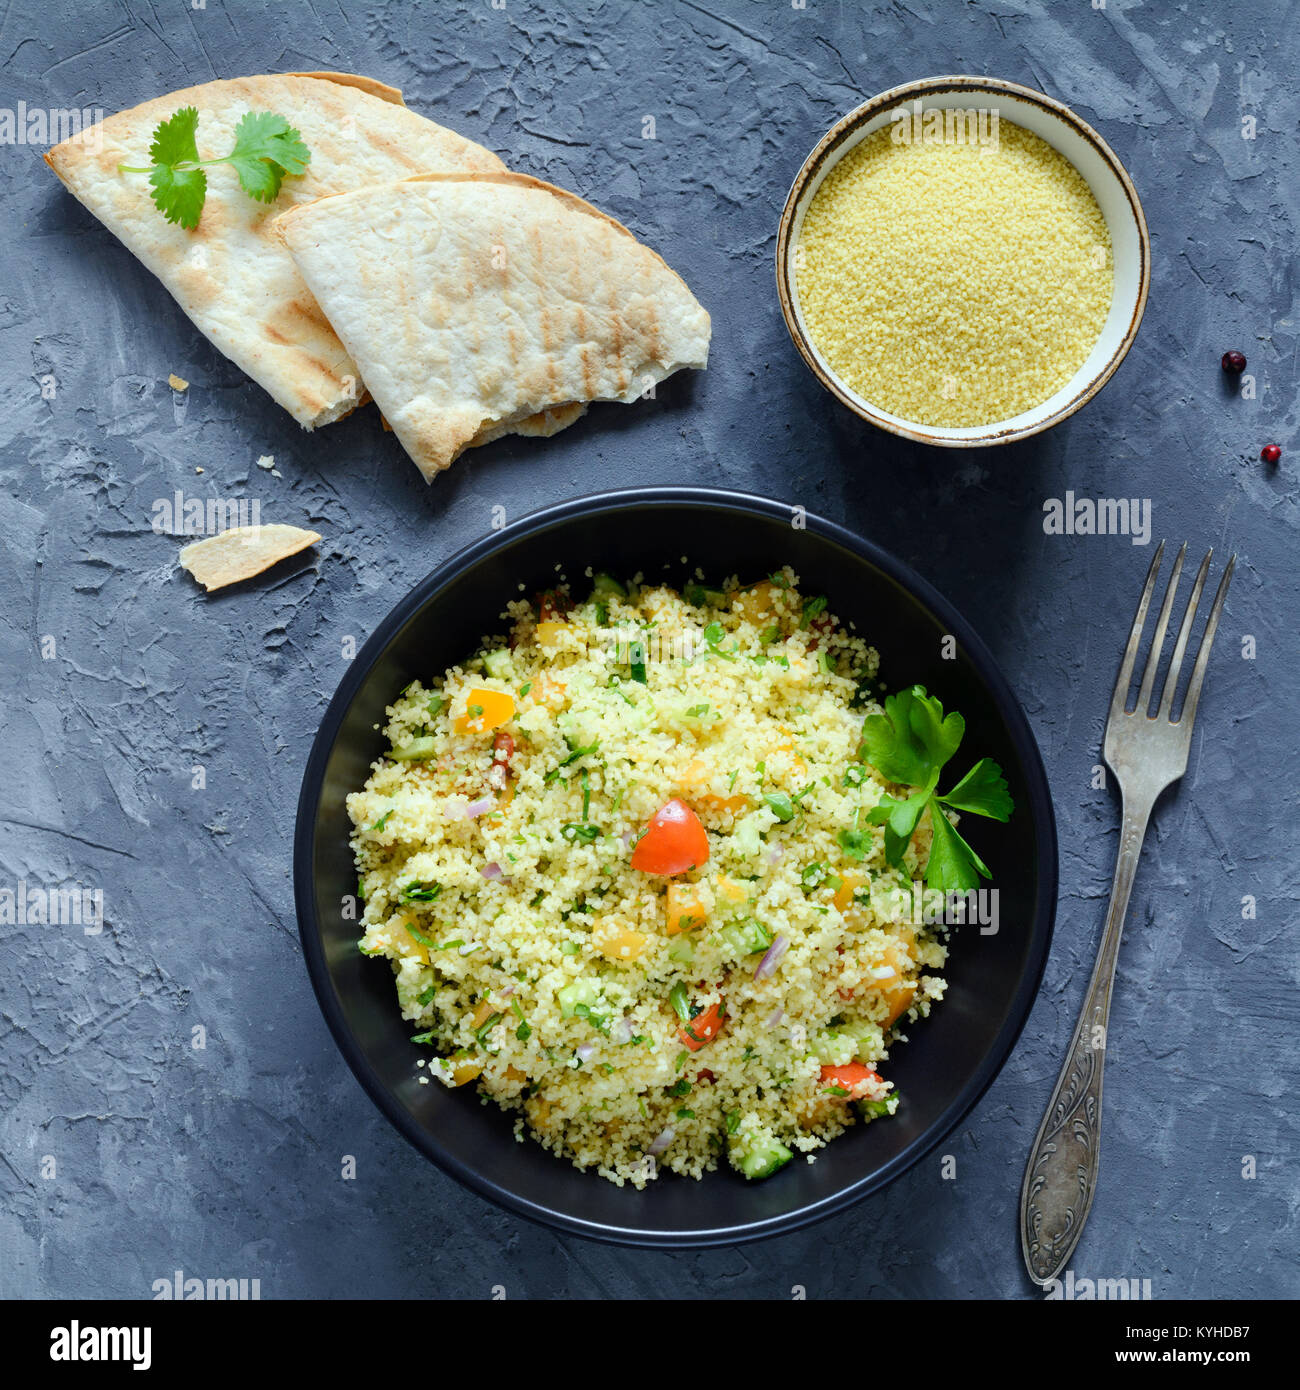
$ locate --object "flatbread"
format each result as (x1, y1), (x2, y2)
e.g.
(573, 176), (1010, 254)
(179, 524), (320, 591)
(274, 172), (711, 479)
(45, 74), (505, 428)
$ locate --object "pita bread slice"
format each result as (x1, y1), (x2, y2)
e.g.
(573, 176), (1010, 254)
(274, 172), (711, 479)
(179, 524), (321, 592)
(45, 74), (505, 428)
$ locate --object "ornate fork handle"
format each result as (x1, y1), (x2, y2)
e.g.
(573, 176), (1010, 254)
(1020, 795), (1153, 1285)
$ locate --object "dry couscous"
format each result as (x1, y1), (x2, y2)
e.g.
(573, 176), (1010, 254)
(347, 570), (1012, 1186)
(796, 117), (1113, 427)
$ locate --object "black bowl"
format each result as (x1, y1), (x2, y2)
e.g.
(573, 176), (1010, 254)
(294, 487), (1057, 1246)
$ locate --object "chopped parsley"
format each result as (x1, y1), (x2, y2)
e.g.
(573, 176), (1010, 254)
(474, 1012), (503, 1042)
(668, 982), (691, 1023)
(859, 686), (1013, 890)
(800, 595), (828, 628)
(546, 740), (600, 783)
(764, 791), (795, 822)
(118, 106), (311, 229)
(561, 822), (599, 844)
(402, 881), (442, 902)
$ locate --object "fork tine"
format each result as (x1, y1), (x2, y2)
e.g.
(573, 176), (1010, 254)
(1157, 549), (1213, 718)
(1177, 554), (1235, 728)
(1109, 540), (1165, 723)
(1136, 541), (1186, 715)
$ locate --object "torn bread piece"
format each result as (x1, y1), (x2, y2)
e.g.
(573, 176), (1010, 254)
(274, 172), (710, 479)
(45, 73), (505, 428)
(179, 524), (320, 592)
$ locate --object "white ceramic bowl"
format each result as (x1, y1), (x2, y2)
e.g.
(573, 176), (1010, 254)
(776, 76), (1151, 447)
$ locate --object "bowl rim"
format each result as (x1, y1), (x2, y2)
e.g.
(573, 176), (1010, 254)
(775, 74), (1152, 448)
(293, 485), (1059, 1247)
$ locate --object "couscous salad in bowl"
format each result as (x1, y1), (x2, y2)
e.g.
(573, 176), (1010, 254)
(349, 572), (1014, 1187)
(295, 489), (1056, 1245)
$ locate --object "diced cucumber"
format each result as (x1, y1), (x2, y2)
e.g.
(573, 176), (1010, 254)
(483, 648), (512, 679)
(390, 736), (438, 761)
(731, 807), (776, 857)
(557, 978), (601, 1019)
(837, 1019), (885, 1060)
(730, 1126), (793, 1180)
(684, 582), (728, 609)
(662, 692), (714, 728)
(666, 935), (696, 966)
(592, 572), (627, 597)
(557, 711), (582, 749)
(810, 1029), (856, 1067)
(857, 1091), (899, 1121)
(716, 918), (773, 959)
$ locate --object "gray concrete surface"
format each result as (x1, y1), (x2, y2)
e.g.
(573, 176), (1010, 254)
(1, 0), (1296, 1300)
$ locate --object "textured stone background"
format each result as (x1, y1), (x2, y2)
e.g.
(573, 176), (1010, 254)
(1, 0), (1296, 1300)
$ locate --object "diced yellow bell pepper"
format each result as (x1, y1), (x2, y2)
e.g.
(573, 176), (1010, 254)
(455, 687), (516, 734)
(715, 875), (749, 906)
(678, 758), (749, 818)
(391, 920), (430, 964)
(535, 620), (568, 648)
(773, 725), (808, 777)
(734, 579), (783, 625)
(833, 870), (866, 913)
(531, 674), (567, 711)
(666, 882), (707, 935)
(451, 1059), (483, 1087)
(469, 998), (499, 1030)
(877, 936), (917, 1028)
(594, 922), (648, 961)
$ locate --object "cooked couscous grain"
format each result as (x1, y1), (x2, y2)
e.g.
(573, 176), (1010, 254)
(348, 571), (971, 1187)
(796, 118), (1112, 426)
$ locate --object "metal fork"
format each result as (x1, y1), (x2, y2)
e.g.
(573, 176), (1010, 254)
(1019, 541), (1235, 1286)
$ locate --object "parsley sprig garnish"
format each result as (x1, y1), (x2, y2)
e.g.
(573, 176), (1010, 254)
(118, 106), (311, 230)
(852, 685), (1013, 892)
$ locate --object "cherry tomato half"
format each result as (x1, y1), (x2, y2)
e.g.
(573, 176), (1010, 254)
(630, 798), (710, 875)
(679, 1002), (725, 1052)
(488, 731), (515, 791)
(818, 1063), (880, 1099)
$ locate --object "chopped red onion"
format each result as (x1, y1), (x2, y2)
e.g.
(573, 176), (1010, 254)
(764, 1007), (785, 1029)
(646, 1126), (675, 1156)
(767, 844), (785, 864)
(753, 934), (789, 981)
(614, 1016), (634, 1043)
(575, 1043), (596, 1063)
(480, 861), (505, 880)
(463, 796), (495, 818)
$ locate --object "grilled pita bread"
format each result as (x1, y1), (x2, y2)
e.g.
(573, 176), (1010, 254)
(274, 172), (711, 479)
(44, 73), (505, 428)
